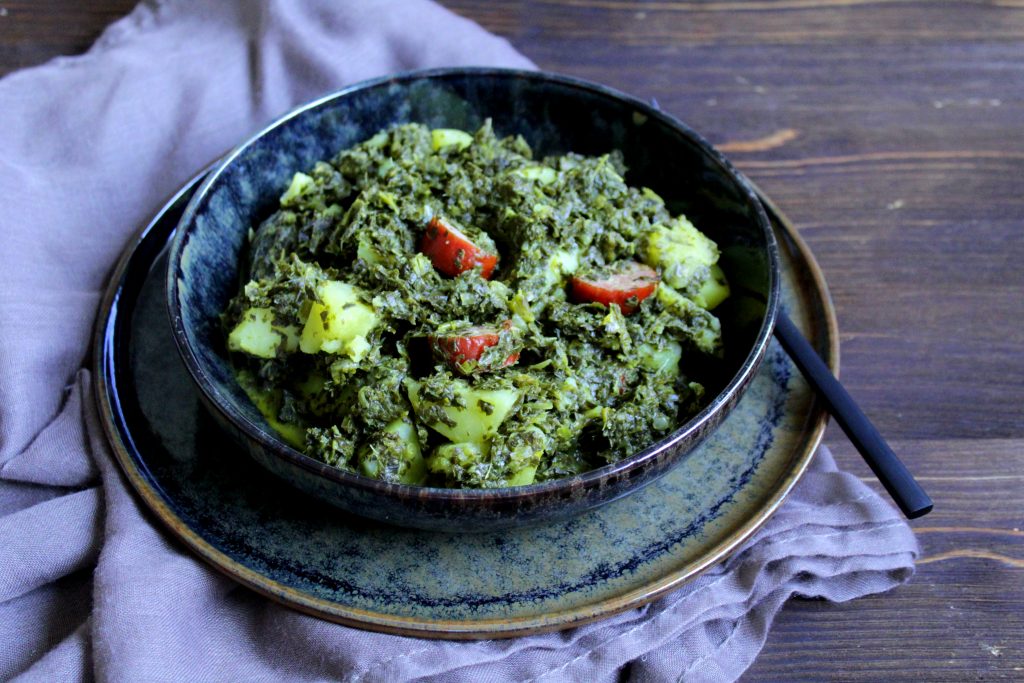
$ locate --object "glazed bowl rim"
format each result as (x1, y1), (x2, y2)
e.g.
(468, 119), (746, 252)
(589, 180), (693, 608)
(166, 66), (780, 504)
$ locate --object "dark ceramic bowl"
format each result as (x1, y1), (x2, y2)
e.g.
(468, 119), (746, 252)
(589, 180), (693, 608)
(167, 68), (779, 532)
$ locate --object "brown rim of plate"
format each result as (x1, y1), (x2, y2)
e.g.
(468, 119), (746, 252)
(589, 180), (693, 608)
(92, 179), (838, 640)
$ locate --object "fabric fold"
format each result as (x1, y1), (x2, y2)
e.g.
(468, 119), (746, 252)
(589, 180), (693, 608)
(11, 620), (93, 683)
(1, 370), (100, 487)
(0, 571), (93, 681)
(0, 487), (103, 604)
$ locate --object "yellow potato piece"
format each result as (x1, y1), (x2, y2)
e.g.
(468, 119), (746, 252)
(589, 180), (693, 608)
(657, 285), (722, 355)
(405, 378), (520, 445)
(638, 340), (682, 376)
(299, 281), (378, 361)
(642, 216), (721, 292)
(280, 171), (314, 206)
(506, 465), (538, 487)
(236, 371), (306, 449)
(431, 128), (473, 151)
(513, 165), (557, 185)
(359, 416), (427, 485)
(544, 248), (580, 287)
(227, 307), (299, 359)
(693, 264), (731, 311)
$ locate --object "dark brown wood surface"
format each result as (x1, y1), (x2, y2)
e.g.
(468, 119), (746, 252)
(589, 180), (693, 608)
(3, 1), (1022, 679)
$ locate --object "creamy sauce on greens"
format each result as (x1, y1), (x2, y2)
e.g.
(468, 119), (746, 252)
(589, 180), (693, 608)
(225, 121), (729, 488)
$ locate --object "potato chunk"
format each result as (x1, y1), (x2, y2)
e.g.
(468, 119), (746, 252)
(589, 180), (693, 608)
(227, 307), (299, 359)
(236, 371), (306, 449)
(544, 248), (581, 287)
(405, 378), (520, 445)
(657, 285), (722, 355)
(431, 128), (473, 151)
(693, 263), (731, 311)
(358, 416), (427, 485)
(512, 165), (557, 185)
(640, 216), (726, 302)
(299, 281), (378, 361)
(506, 465), (538, 486)
(638, 340), (682, 376)
(280, 171), (314, 206)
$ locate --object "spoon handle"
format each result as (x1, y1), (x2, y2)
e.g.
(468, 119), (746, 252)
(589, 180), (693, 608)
(773, 310), (933, 519)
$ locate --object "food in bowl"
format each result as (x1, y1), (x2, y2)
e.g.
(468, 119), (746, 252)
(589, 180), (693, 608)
(224, 120), (730, 489)
(168, 68), (778, 530)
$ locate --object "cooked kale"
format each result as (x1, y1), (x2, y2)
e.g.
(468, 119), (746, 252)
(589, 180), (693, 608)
(225, 121), (729, 488)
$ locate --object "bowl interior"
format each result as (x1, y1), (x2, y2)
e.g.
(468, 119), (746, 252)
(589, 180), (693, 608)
(168, 69), (776, 490)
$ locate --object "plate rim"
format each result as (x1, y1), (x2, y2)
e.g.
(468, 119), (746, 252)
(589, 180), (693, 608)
(92, 176), (838, 640)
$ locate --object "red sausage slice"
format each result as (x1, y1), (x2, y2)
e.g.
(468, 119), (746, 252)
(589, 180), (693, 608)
(570, 261), (660, 315)
(420, 216), (498, 279)
(429, 321), (519, 374)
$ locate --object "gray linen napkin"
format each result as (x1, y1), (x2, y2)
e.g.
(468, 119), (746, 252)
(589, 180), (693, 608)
(0, 1), (918, 680)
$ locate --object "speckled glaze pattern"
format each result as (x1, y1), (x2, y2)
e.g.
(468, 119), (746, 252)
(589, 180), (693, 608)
(94, 173), (835, 638)
(165, 69), (779, 531)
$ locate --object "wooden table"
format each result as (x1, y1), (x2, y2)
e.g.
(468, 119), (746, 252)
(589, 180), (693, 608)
(3, 1), (1021, 679)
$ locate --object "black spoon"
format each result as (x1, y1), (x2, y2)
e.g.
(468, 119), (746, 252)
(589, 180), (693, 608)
(773, 310), (933, 519)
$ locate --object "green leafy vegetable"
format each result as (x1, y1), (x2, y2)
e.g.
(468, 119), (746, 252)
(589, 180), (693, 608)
(224, 121), (729, 488)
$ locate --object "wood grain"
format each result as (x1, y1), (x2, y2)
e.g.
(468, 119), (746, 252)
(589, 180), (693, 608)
(3, 0), (1022, 679)
(0, 1), (134, 73)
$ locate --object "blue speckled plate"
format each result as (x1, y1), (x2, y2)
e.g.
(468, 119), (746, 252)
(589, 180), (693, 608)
(94, 176), (836, 639)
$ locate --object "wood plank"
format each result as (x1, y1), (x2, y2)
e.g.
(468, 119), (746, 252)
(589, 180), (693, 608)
(829, 436), (1024, 541)
(744, 437), (1024, 680)
(744, 566), (1024, 681)
(448, 0), (1024, 46)
(0, 0), (136, 75)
